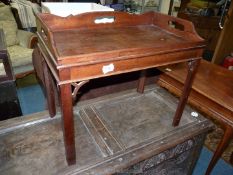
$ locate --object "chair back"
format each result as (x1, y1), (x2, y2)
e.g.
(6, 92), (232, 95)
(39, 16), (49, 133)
(0, 3), (19, 47)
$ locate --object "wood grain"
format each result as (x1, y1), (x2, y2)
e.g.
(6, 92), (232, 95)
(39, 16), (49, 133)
(158, 59), (233, 175)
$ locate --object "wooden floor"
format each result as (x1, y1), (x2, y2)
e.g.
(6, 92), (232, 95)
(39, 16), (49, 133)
(0, 85), (213, 175)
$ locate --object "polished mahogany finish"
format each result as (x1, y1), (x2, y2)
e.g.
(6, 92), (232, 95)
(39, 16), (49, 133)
(158, 60), (233, 175)
(36, 11), (205, 165)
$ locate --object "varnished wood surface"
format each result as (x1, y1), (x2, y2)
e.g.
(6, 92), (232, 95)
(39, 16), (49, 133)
(43, 58), (56, 117)
(36, 11), (204, 67)
(158, 73), (233, 126)
(59, 83), (76, 165)
(52, 26), (190, 60)
(35, 11), (206, 87)
(0, 85), (213, 175)
(159, 60), (233, 119)
(157, 60), (233, 175)
(172, 59), (200, 126)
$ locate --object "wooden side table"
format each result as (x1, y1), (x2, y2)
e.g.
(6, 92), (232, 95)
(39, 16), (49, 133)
(35, 11), (205, 165)
(158, 60), (233, 175)
(0, 29), (22, 120)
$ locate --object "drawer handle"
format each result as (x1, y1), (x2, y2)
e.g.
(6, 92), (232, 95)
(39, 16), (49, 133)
(94, 16), (115, 24)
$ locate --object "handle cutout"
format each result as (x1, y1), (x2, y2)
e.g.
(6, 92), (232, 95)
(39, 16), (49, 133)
(94, 16), (115, 24)
(168, 21), (184, 31)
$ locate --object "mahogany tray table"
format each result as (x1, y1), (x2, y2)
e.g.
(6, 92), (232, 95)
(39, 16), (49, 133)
(35, 11), (205, 165)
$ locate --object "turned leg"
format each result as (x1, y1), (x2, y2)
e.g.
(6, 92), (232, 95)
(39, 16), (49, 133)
(59, 83), (76, 165)
(137, 70), (147, 93)
(43, 61), (56, 117)
(172, 59), (200, 126)
(205, 126), (233, 175)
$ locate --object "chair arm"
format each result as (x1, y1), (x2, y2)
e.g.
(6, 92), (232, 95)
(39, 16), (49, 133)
(17, 29), (37, 48)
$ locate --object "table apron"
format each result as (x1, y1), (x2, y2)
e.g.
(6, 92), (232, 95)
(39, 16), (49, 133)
(58, 49), (202, 84)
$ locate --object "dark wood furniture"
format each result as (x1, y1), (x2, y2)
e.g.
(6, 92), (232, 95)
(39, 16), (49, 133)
(35, 11), (205, 165)
(0, 85), (213, 175)
(212, 0), (233, 64)
(0, 29), (22, 120)
(178, 0), (233, 64)
(0, 29), (14, 82)
(158, 60), (233, 175)
(178, 0), (221, 59)
(0, 81), (22, 120)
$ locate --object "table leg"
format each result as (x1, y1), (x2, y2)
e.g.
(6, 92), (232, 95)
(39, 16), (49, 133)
(172, 59), (200, 126)
(59, 83), (76, 165)
(43, 61), (56, 117)
(137, 70), (147, 93)
(205, 126), (233, 175)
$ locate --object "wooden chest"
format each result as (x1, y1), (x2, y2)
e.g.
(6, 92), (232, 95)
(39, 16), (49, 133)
(0, 85), (213, 175)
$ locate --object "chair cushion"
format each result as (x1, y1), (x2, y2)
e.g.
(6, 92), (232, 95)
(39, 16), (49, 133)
(0, 5), (18, 46)
(8, 45), (33, 68)
(0, 5), (15, 21)
(0, 2), (5, 7)
(0, 21), (19, 47)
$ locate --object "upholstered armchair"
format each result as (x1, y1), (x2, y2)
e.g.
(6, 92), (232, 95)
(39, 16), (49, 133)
(0, 3), (37, 78)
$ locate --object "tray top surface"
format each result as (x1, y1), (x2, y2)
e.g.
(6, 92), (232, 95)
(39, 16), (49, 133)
(37, 11), (205, 67)
(52, 25), (189, 59)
